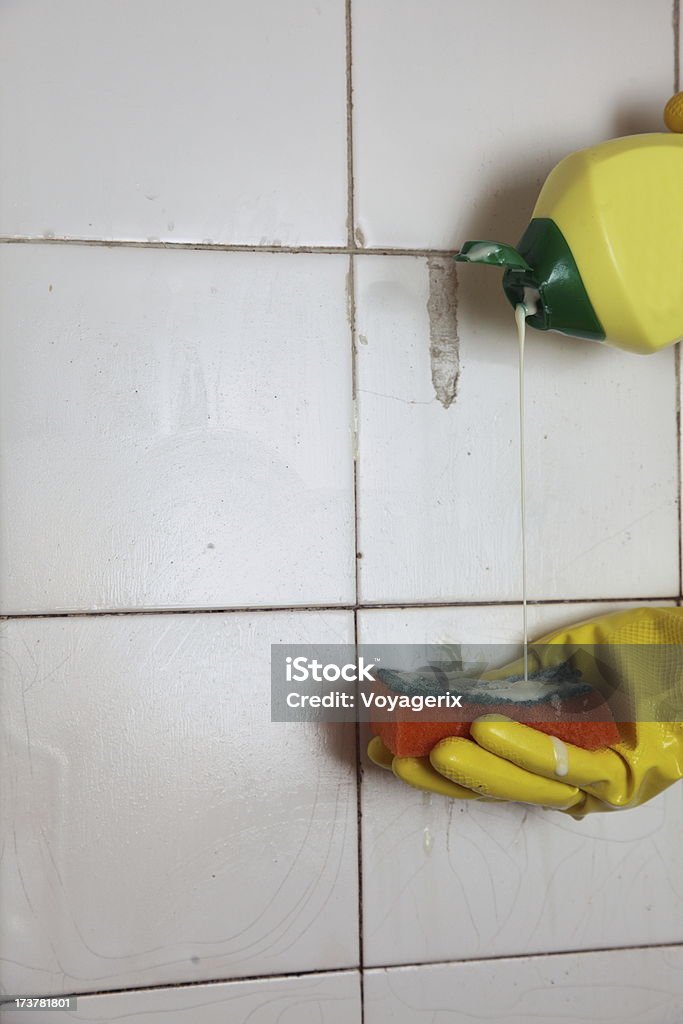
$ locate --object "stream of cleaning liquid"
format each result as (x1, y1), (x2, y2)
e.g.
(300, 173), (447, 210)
(514, 297), (536, 682)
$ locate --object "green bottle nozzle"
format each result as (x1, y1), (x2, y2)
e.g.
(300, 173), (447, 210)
(454, 240), (532, 273)
(454, 223), (605, 342)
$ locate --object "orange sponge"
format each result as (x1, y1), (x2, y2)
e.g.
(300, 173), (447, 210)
(369, 673), (619, 758)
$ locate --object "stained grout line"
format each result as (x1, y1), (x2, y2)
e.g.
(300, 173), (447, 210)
(345, 2), (366, 1017)
(0, 604), (360, 621)
(1, 595), (678, 623)
(352, 612), (366, 1018)
(0, 235), (453, 259)
(364, 940), (683, 975)
(348, 260), (360, 602)
(11, 941), (683, 1006)
(348, 255), (365, 1024)
(345, 0), (356, 251)
(0, 967), (363, 1008)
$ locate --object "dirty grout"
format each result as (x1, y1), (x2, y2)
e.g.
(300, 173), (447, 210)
(0, 235), (456, 259)
(2, 595), (678, 623)
(345, 0), (366, 1013)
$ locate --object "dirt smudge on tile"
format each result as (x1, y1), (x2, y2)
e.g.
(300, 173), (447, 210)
(426, 257), (459, 409)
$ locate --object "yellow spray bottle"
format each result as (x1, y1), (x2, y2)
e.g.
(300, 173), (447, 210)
(455, 95), (683, 355)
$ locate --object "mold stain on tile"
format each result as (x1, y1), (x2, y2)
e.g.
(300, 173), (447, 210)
(426, 257), (460, 409)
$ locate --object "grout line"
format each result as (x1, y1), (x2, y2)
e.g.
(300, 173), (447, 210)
(0, 235), (453, 259)
(352, 610), (366, 1021)
(345, 1), (365, 1016)
(0, 967), (362, 1007)
(345, 0), (356, 251)
(358, 596), (680, 609)
(10, 942), (683, 1006)
(348, 261), (360, 602)
(0, 604), (360, 622)
(363, 940), (683, 975)
(1, 596), (678, 623)
(675, 0), (680, 92)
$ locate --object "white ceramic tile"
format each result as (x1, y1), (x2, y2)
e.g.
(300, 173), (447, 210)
(355, 255), (678, 604)
(0, 244), (355, 613)
(0, 0), (347, 246)
(358, 602), (683, 967)
(352, 0), (673, 250)
(364, 948), (683, 1024)
(0, 610), (358, 995)
(0, 972), (361, 1024)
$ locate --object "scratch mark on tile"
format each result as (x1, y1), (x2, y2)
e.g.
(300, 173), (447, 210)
(426, 256), (460, 409)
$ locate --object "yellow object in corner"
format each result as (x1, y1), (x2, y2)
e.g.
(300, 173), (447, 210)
(532, 133), (683, 354)
(664, 90), (683, 132)
(455, 97), (683, 354)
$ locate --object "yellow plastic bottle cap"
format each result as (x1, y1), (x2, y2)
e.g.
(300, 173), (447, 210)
(664, 92), (683, 132)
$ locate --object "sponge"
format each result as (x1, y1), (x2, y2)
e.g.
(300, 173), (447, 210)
(369, 661), (619, 758)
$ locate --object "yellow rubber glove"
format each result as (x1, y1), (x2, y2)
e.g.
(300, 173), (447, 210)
(368, 606), (683, 816)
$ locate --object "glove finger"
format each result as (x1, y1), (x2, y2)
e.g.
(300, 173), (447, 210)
(392, 754), (488, 800)
(470, 716), (628, 794)
(367, 736), (395, 771)
(430, 736), (583, 810)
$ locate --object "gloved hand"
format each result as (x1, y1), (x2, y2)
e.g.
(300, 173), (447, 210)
(368, 606), (683, 816)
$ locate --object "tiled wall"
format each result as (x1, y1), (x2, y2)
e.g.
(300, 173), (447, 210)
(1, 1), (683, 1022)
